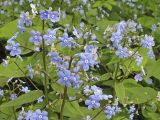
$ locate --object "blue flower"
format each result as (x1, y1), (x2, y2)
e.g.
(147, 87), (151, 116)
(136, 56), (143, 65)
(32, 109), (48, 120)
(7, 32), (19, 43)
(147, 49), (155, 59)
(43, 29), (57, 45)
(49, 11), (60, 22)
(20, 12), (28, 21)
(73, 27), (83, 39)
(57, 70), (73, 87)
(104, 106), (121, 119)
(116, 21), (127, 34)
(40, 10), (49, 20)
(147, 78), (153, 84)
(58, 32), (73, 48)
(85, 95), (101, 109)
(25, 110), (34, 120)
(48, 52), (62, 66)
(17, 19), (26, 32)
(37, 96), (44, 103)
(129, 105), (135, 113)
(25, 19), (32, 26)
(134, 73), (143, 82)
(29, 30), (42, 45)
(151, 24), (157, 31)
(111, 32), (123, 44)
(78, 53), (95, 71)
(27, 64), (33, 79)
(21, 86), (30, 93)
(0, 89), (4, 97)
(71, 74), (83, 88)
(141, 35), (155, 48)
(5, 42), (21, 56)
(115, 46), (128, 58)
(10, 93), (17, 100)
(83, 85), (91, 96)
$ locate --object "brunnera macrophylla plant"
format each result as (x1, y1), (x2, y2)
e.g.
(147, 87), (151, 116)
(0, 0), (160, 120)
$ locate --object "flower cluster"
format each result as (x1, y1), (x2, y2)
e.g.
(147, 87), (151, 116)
(40, 9), (60, 22)
(18, 109), (48, 120)
(17, 12), (32, 32)
(84, 85), (113, 109)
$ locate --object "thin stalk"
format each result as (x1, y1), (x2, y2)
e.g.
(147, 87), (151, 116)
(13, 107), (16, 120)
(42, 20), (49, 103)
(13, 62), (39, 90)
(60, 56), (73, 120)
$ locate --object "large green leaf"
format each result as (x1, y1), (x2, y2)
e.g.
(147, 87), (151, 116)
(0, 90), (43, 108)
(115, 79), (157, 104)
(0, 19), (18, 39)
(145, 59), (160, 80)
(138, 16), (156, 28)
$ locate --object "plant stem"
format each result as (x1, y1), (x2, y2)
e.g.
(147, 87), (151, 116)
(13, 62), (39, 90)
(13, 107), (17, 120)
(60, 85), (67, 120)
(60, 56), (73, 120)
(42, 20), (49, 104)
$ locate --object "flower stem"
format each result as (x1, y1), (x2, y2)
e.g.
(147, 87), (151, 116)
(60, 85), (67, 120)
(60, 56), (73, 120)
(42, 20), (48, 103)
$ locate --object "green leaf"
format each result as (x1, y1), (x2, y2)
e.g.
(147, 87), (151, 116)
(0, 90), (43, 108)
(145, 59), (160, 80)
(0, 19), (18, 39)
(138, 16), (156, 28)
(115, 81), (125, 103)
(115, 79), (157, 104)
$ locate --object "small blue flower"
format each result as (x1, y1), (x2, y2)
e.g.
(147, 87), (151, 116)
(136, 56), (143, 65)
(104, 106), (116, 119)
(40, 10), (49, 20)
(57, 70), (73, 87)
(71, 74), (83, 88)
(43, 29), (57, 45)
(17, 19), (26, 32)
(0, 89), (4, 97)
(147, 78), (153, 84)
(78, 53), (95, 71)
(58, 32), (73, 48)
(116, 46), (128, 58)
(116, 21), (127, 34)
(37, 96), (44, 103)
(27, 64), (33, 79)
(29, 30), (42, 45)
(49, 11), (60, 22)
(10, 93), (17, 100)
(73, 27), (83, 39)
(141, 35), (155, 48)
(151, 24), (157, 31)
(91, 33), (96, 40)
(25, 110), (34, 120)
(147, 49), (155, 59)
(32, 109), (48, 120)
(129, 105), (135, 113)
(20, 12), (28, 21)
(7, 32), (19, 43)
(21, 86), (30, 93)
(134, 73), (143, 82)
(111, 32), (123, 44)
(5, 42), (21, 56)
(25, 19), (32, 26)
(83, 85), (91, 96)
(85, 95), (101, 109)
(49, 52), (62, 65)
(104, 106), (121, 119)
